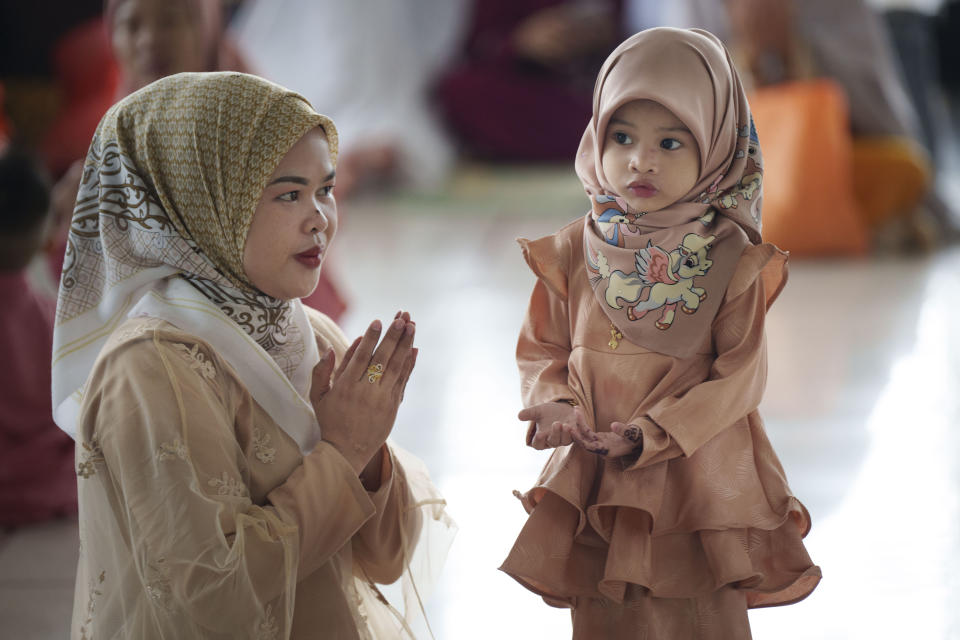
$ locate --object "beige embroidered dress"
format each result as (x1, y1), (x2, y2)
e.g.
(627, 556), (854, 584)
(500, 220), (821, 637)
(54, 72), (452, 639)
(73, 309), (417, 639)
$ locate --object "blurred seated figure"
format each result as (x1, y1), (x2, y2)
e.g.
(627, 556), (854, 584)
(40, 0), (346, 319)
(870, 0), (948, 159)
(232, 0), (468, 197)
(40, 0), (248, 179)
(437, 0), (622, 162)
(686, 0), (955, 252)
(38, 17), (118, 179)
(0, 146), (77, 528)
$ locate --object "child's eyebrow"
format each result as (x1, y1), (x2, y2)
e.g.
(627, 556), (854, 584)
(658, 125), (692, 134)
(609, 117), (633, 128)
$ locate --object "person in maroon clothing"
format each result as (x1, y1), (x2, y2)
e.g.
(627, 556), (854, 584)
(437, 0), (623, 162)
(0, 146), (77, 527)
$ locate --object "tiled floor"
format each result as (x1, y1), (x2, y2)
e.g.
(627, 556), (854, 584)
(3, 164), (960, 638)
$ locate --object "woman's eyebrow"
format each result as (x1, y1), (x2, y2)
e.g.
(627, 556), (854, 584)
(609, 117), (633, 128)
(658, 125), (691, 133)
(268, 176), (308, 186)
(268, 170), (335, 186)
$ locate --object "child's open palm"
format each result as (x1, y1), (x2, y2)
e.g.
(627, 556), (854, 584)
(570, 410), (643, 460)
(519, 402), (581, 450)
(520, 404), (643, 460)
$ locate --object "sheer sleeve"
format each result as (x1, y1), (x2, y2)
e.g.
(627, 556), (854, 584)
(624, 275), (769, 469)
(85, 330), (375, 637)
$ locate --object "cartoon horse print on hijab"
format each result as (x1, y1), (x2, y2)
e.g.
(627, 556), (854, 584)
(717, 118), (763, 220)
(588, 233), (716, 330)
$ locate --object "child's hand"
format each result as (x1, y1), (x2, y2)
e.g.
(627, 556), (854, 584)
(571, 420), (643, 460)
(518, 402), (582, 450)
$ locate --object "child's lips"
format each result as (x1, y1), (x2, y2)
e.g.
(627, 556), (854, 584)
(627, 182), (658, 198)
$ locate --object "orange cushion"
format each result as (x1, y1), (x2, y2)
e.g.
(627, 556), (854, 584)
(749, 79), (869, 256)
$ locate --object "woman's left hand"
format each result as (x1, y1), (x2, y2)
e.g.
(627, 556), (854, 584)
(571, 419), (643, 460)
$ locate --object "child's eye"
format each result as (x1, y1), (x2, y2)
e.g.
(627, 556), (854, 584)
(613, 132), (632, 145)
(277, 191), (299, 202)
(660, 138), (682, 150)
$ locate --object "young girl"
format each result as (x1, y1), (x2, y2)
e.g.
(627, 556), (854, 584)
(500, 28), (821, 638)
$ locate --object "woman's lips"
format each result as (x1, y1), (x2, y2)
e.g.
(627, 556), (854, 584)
(627, 182), (658, 198)
(294, 247), (324, 268)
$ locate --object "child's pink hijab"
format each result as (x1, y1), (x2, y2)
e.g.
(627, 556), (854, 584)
(576, 28), (765, 358)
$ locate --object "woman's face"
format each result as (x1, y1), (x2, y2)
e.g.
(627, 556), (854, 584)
(110, 0), (206, 91)
(243, 127), (337, 300)
(600, 99), (700, 213)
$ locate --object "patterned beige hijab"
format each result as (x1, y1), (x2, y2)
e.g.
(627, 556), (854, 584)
(52, 72), (338, 448)
(577, 28), (764, 358)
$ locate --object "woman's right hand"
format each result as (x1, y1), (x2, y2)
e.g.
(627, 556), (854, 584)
(311, 314), (417, 474)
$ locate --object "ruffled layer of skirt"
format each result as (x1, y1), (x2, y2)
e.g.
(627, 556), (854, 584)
(500, 413), (821, 609)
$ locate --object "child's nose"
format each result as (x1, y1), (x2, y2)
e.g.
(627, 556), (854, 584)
(629, 147), (659, 173)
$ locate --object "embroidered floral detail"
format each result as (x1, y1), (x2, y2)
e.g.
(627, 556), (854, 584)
(208, 471), (249, 498)
(145, 558), (173, 611)
(156, 439), (188, 462)
(257, 604), (280, 640)
(252, 429), (276, 464)
(173, 342), (216, 380)
(77, 440), (104, 479)
(112, 322), (151, 345)
(78, 569), (105, 640)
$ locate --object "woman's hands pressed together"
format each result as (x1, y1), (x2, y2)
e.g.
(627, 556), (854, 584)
(311, 311), (417, 475)
(520, 402), (643, 460)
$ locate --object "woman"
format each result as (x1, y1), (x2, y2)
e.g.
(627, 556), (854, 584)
(53, 71), (452, 639)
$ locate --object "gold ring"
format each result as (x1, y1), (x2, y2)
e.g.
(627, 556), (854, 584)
(366, 363), (384, 383)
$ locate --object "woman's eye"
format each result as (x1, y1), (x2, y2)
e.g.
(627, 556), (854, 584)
(613, 132), (632, 145)
(661, 138), (682, 150)
(319, 185), (334, 197)
(278, 191), (299, 202)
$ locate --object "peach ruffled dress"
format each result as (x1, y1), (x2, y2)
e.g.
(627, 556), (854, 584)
(501, 220), (820, 637)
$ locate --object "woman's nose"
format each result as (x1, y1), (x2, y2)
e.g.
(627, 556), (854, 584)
(309, 200), (329, 234)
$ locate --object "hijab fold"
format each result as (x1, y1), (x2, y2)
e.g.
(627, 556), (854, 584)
(576, 28), (765, 358)
(52, 72), (338, 452)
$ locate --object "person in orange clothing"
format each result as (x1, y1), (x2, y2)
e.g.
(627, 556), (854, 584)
(687, 0), (954, 252)
(41, 0), (347, 319)
(500, 28), (819, 638)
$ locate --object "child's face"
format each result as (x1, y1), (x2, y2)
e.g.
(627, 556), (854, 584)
(601, 100), (700, 213)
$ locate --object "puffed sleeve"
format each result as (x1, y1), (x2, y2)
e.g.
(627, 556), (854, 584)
(623, 271), (772, 469)
(84, 330), (376, 637)
(517, 234), (575, 410)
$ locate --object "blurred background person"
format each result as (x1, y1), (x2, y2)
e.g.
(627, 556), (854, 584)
(437, 0), (623, 162)
(680, 0), (959, 253)
(232, 0), (469, 197)
(0, 145), (77, 529)
(36, 0), (347, 320)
